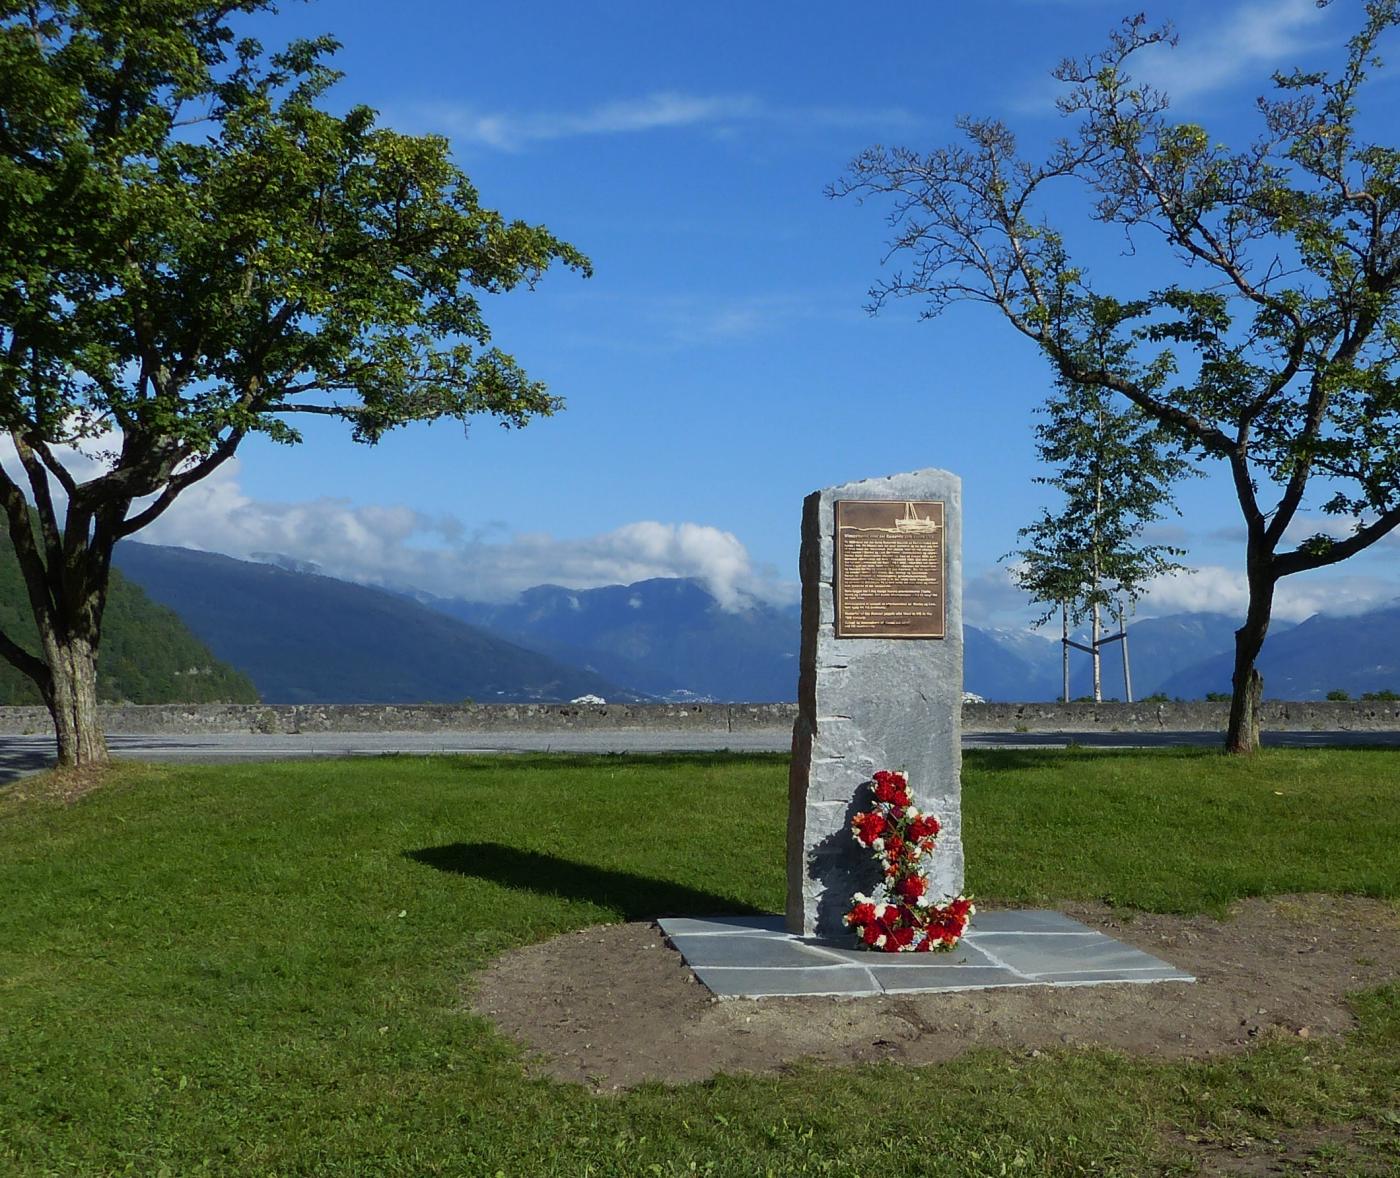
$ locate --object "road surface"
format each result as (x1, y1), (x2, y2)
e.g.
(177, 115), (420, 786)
(3, 727), (1398, 784)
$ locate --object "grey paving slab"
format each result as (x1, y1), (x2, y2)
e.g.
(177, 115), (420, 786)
(965, 909), (1097, 935)
(1033, 968), (1190, 985)
(660, 916), (787, 937)
(658, 909), (1194, 999)
(690, 965), (881, 998)
(667, 934), (838, 969)
(810, 940), (1005, 970)
(870, 966), (1028, 993)
(971, 932), (1172, 977)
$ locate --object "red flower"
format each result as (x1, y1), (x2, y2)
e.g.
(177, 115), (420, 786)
(851, 811), (887, 845)
(909, 815), (941, 841)
(895, 875), (926, 902)
(846, 901), (877, 928)
(847, 771), (971, 954)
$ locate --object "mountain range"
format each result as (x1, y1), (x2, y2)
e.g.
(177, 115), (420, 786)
(423, 578), (800, 702)
(112, 544), (640, 705)
(89, 543), (1400, 704)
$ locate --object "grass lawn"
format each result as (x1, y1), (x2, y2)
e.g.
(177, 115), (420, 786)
(1, 748), (1398, 1175)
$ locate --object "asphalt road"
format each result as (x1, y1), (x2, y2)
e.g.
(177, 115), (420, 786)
(3, 727), (1398, 784)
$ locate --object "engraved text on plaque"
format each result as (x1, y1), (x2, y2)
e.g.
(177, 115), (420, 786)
(834, 499), (945, 638)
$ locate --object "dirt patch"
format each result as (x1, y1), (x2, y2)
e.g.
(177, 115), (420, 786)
(470, 895), (1400, 1091)
(1, 763), (113, 807)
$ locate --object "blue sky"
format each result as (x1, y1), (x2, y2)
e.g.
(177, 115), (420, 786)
(121, 0), (1400, 625)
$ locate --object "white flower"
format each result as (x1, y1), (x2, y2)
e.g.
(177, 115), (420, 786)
(875, 935), (887, 948)
(906, 807), (920, 819)
(875, 904), (889, 919)
(871, 838), (884, 852)
(916, 893), (932, 908)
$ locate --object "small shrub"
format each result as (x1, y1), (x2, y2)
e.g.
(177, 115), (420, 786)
(1361, 689), (1400, 701)
(1326, 689), (1351, 701)
(1204, 691), (1231, 702)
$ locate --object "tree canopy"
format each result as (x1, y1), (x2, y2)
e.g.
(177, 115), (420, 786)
(1008, 376), (1194, 628)
(835, 3), (1400, 751)
(0, 1), (588, 763)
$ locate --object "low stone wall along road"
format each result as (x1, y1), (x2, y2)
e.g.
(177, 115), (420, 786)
(3, 698), (1400, 737)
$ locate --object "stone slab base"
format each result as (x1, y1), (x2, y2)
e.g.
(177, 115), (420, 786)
(658, 910), (1195, 999)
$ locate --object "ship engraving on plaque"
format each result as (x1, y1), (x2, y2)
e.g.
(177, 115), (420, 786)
(835, 499), (946, 639)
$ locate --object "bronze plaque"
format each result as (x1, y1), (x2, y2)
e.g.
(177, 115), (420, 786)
(834, 500), (946, 638)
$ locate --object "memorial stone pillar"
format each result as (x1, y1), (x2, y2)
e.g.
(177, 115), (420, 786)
(786, 468), (964, 938)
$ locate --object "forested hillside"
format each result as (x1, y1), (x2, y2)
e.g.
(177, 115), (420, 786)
(1, 538), (258, 705)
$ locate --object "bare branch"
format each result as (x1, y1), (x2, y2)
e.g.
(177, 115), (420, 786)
(1274, 504), (1400, 577)
(114, 430), (245, 538)
(0, 621), (48, 689)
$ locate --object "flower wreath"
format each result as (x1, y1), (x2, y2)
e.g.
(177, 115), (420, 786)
(844, 769), (974, 953)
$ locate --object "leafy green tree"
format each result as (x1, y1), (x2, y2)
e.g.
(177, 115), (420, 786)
(834, 4), (1400, 753)
(0, 1), (588, 765)
(1008, 374), (1194, 700)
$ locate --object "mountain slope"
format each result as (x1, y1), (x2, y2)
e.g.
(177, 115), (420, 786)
(427, 581), (1279, 703)
(428, 579), (801, 702)
(1063, 612), (1248, 700)
(428, 579), (1077, 703)
(963, 626), (1061, 701)
(113, 544), (642, 704)
(1157, 603), (1400, 700)
(1, 538), (257, 705)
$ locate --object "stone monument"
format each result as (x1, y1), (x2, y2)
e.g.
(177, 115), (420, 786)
(786, 468), (964, 938)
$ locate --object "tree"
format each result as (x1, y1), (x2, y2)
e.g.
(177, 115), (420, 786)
(1008, 373), (1194, 701)
(833, 3), (1400, 752)
(0, 1), (588, 766)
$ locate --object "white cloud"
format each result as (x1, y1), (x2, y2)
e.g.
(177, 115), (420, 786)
(1, 435), (792, 609)
(413, 91), (916, 151)
(134, 461), (793, 609)
(0, 426), (118, 489)
(1139, 564), (1397, 622)
(963, 562), (1044, 628)
(1134, 0), (1329, 103)
(642, 292), (850, 345)
(1013, 0), (1331, 114)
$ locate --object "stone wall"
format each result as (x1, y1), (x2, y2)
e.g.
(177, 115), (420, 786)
(0, 702), (796, 735)
(966, 700), (1400, 731)
(2, 699), (1399, 735)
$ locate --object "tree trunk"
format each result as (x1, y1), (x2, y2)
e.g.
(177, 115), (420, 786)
(1061, 602), (1070, 703)
(43, 632), (109, 768)
(1090, 600), (1102, 702)
(1225, 575), (1275, 755)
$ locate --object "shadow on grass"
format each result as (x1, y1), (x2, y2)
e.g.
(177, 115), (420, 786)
(403, 841), (767, 921)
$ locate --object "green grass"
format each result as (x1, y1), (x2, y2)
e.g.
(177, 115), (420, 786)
(964, 746), (1400, 912)
(1, 748), (1398, 1176)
